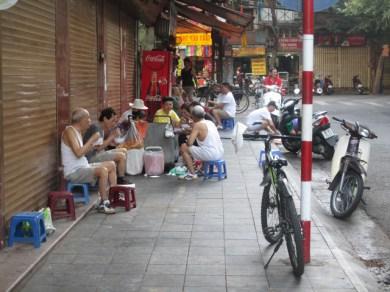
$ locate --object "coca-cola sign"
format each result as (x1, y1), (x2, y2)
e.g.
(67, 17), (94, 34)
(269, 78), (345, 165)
(145, 55), (165, 63)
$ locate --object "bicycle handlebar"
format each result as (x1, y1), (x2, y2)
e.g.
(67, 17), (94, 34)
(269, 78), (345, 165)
(332, 116), (343, 122)
(243, 133), (301, 141)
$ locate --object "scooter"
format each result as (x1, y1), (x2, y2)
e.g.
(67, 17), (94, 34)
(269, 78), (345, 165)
(352, 75), (366, 95)
(324, 76), (334, 95)
(328, 117), (377, 218)
(278, 98), (338, 160)
(254, 77), (264, 109)
(313, 78), (323, 95)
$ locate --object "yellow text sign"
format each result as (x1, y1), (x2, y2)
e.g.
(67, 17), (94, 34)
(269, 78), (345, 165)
(176, 33), (212, 46)
(251, 58), (266, 75)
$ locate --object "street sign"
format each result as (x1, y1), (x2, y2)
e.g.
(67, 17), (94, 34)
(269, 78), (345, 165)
(251, 58), (266, 75)
(279, 0), (337, 12)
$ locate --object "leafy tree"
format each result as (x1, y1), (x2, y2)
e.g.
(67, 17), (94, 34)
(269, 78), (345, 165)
(339, 0), (390, 93)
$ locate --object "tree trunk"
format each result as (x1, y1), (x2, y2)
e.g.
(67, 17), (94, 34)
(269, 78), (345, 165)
(369, 40), (383, 94)
(373, 54), (384, 94)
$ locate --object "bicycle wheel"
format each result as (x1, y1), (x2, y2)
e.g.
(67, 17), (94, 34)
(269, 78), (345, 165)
(236, 93), (250, 114)
(330, 170), (363, 219)
(261, 183), (282, 244)
(282, 185), (304, 277)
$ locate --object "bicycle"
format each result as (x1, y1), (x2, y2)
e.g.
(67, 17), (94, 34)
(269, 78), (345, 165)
(243, 132), (304, 277)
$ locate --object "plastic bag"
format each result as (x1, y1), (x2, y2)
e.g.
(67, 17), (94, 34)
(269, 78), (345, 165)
(39, 207), (56, 235)
(126, 149), (144, 175)
(119, 119), (144, 149)
(231, 122), (248, 153)
(164, 123), (175, 138)
(168, 166), (187, 177)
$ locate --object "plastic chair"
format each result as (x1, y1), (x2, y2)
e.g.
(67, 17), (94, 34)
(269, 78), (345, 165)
(203, 160), (227, 181)
(222, 118), (235, 130)
(66, 182), (90, 204)
(8, 212), (47, 248)
(48, 191), (76, 220)
(109, 185), (137, 211)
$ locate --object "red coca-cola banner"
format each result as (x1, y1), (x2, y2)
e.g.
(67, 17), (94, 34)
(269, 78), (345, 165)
(141, 51), (172, 121)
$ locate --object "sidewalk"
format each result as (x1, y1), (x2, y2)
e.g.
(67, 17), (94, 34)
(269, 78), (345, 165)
(14, 138), (377, 292)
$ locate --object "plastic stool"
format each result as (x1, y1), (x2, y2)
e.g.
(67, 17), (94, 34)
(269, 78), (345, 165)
(48, 191), (76, 220)
(222, 118), (235, 130)
(203, 160), (227, 181)
(109, 185), (136, 211)
(66, 182), (90, 204)
(259, 149), (284, 167)
(8, 212), (47, 248)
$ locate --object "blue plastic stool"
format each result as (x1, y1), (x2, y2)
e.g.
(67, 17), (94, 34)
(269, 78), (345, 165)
(67, 182), (90, 204)
(222, 118), (235, 130)
(259, 149), (284, 168)
(8, 212), (46, 248)
(203, 160), (227, 181)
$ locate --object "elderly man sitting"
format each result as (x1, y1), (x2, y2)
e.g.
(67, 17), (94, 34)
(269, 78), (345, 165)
(180, 105), (224, 180)
(61, 108), (116, 214)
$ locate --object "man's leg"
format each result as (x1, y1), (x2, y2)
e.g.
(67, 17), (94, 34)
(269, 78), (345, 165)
(94, 166), (109, 200)
(212, 109), (222, 127)
(180, 144), (195, 174)
(99, 161), (117, 187)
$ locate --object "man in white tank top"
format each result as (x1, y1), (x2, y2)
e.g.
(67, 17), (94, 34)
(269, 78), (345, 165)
(61, 108), (117, 214)
(180, 105), (224, 180)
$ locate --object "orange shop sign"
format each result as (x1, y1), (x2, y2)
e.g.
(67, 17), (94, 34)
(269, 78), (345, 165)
(232, 47), (266, 57)
(176, 33), (212, 46)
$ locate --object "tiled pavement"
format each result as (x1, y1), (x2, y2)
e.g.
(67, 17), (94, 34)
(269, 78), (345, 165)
(19, 139), (359, 292)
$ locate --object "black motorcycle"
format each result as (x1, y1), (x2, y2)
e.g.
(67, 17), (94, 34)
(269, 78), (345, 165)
(352, 75), (367, 95)
(277, 98), (338, 160)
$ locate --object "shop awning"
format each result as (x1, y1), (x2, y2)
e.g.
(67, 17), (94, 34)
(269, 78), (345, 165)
(177, 17), (211, 33)
(177, 0), (253, 28)
(176, 3), (244, 36)
(120, 0), (170, 26)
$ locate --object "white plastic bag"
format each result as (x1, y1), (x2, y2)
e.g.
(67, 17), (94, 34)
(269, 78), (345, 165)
(231, 122), (248, 153)
(39, 207), (56, 235)
(126, 148), (145, 175)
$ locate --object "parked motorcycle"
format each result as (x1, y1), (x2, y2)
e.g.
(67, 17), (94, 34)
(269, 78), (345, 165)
(328, 117), (377, 219)
(324, 75), (334, 95)
(313, 78), (323, 95)
(254, 77), (264, 109)
(352, 75), (367, 95)
(278, 98), (338, 160)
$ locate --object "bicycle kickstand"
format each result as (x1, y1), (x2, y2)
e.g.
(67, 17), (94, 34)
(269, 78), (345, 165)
(264, 238), (284, 269)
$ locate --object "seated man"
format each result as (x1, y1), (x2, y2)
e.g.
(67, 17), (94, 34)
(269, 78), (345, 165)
(153, 97), (181, 127)
(209, 82), (236, 129)
(83, 107), (129, 184)
(180, 105), (224, 180)
(246, 101), (279, 134)
(61, 108), (116, 214)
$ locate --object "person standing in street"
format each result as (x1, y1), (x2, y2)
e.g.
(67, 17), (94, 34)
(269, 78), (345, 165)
(181, 57), (197, 102)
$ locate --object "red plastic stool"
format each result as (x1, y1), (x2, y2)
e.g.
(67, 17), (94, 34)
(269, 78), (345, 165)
(109, 185), (136, 211)
(48, 191), (76, 220)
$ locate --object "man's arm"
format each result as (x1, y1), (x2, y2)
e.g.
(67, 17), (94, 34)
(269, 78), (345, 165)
(187, 123), (200, 146)
(267, 118), (279, 134)
(65, 128), (99, 158)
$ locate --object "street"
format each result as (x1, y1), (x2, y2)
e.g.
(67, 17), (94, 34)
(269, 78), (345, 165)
(285, 94), (390, 288)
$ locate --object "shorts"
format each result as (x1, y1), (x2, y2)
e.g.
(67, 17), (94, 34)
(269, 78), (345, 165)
(189, 146), (222, 161)
(90, 149), (122, 163)
(65, 163), (102, 185)
(247, 122), (263, 132)
(213, 109), (232, 119)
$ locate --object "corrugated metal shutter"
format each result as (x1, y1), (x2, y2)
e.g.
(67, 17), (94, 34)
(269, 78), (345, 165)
(69, 0), (98, 120)
(1, 0), (57, 221)
(127, 17), (136, 101)
(314, 47), (369, 88)
(106, 1), (121, 113)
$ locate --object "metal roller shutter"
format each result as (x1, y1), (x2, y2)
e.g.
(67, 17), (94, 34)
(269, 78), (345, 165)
(105, 1), (121, 113)
(1, 0), (57, 221)
(69, 0), (98, 120)
(127, 17), (137, 101)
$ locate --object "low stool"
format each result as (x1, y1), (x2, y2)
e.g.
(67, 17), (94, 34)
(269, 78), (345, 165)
(259, 149), (284, 168)
(8, 212), (46, 248)
(66, 182), (90, 204)
(203, 160), (227, 181)
(222, 118), (235, 130)
(48, 191), (76, 220)
(109, 185), (136, 211)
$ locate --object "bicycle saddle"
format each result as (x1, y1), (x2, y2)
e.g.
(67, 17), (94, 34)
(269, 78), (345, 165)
(270, 158), (288, 168)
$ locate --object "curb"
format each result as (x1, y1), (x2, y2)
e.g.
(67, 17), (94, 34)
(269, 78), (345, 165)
(6, 199), (98, 292)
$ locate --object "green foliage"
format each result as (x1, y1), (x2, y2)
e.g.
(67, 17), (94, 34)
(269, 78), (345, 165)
(340, 0), (390, 39)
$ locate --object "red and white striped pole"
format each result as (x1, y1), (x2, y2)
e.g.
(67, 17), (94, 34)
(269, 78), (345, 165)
(301, 0), (314, 264)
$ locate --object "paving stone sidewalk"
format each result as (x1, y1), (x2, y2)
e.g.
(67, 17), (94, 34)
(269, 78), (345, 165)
(19, 139), (359, 292)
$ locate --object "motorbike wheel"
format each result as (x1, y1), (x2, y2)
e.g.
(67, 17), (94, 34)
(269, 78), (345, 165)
(282, 139), (301, 153)
(330, 170), (364, 219)
(235, 93), (250, 114)
(322, 144), (335, 160)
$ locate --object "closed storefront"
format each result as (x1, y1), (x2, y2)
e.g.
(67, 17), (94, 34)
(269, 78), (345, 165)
(126, 17), (136, 102)
(69, 0), (98, 120)
(314, 47), (370, 88)
(0, 0), (57, 222)
(105, 1), (121, 113)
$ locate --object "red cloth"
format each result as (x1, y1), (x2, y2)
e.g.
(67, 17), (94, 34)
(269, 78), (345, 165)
(263, 75), (283, 87)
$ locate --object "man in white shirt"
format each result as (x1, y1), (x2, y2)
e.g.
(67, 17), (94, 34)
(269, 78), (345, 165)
(209, 82), (236, 130)
(246, 101), (279, 133)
